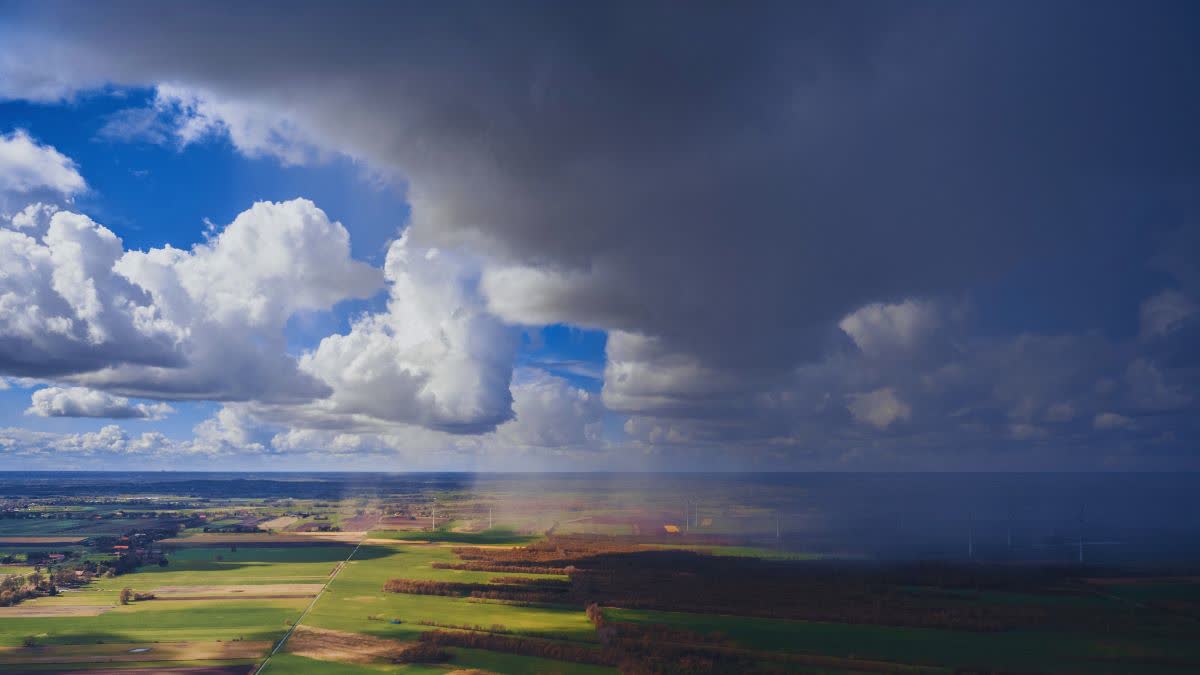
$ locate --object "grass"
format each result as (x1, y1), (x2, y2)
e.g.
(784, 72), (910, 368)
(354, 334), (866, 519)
(637, 543), (827, 560)
(31, 546), (353, 610)
(0, 520), (87, 535)
(3, 658), (256, 671)
(555, 522), (634, 536)
(0, 546), (348, 647)
(366, 527), (538, 545)
(267, 652), (463, 673)
(448, 647), (616, 674)
(0, 518), (180, 538)
(267, 653), (399, 673)
(162, 545), (356, 565)
(0, 536), (86, 544)
(257, 541), (613, 674)
(904, 586), (1124, 609)
(11, 488), (1196, 674)
(0, 598), (305, 646)
(605, 607), (1200, 673)
(161, 533), (358, 545)
(606, 607), (815, 653)
(362, 545), (566, 583)
(1100, 580), (1200, 603)
(0, 638), (271, 664)
(259, 541), (606, 673)
(301, 543), (594, 643)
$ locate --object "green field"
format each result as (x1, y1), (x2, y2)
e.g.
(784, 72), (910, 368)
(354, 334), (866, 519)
(2, 659), (258, 672)
(0, 545), (331, 651)
(638, 543), (828, 560)
(0, 516), (181, 537)
(265, 649), (615, 674)
(0, 565), (35, 577)
(606, 606), (1200, 673)
(448, 647), (615, 674)
(302, 543), (595, 644)
(1101, 580), (1200, 603)
(1, 536), (613, 673)
(29, 545), (353, 611)
(366, 527), (538, 545)
(0, 599), (305, 646)
(4, 478), (1200, 674)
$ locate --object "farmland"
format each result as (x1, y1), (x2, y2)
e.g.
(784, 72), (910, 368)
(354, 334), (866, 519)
(1, 472), (1199, 673)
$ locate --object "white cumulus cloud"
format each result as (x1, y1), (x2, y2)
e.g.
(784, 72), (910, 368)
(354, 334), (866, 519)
(298, 233), (518, 432)
(26, 386), (173, 419)
(496, 371), (603, 448)
(0, 210), (184, 377)
(75, 198), (383, 402)
(847, 387), (911, 430)
(1094, 412), (1135, 430)
(839, 299), (941, 357)
(1139, 289), (1197, 339)
(0, 129), (85, 201)
(0, 424), (167, 456)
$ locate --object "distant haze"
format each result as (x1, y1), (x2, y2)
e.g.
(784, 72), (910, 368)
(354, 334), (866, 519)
(4, 471), (1199, 565)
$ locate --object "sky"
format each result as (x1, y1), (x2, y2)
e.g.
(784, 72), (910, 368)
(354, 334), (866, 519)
(0, 0), (1197, 471)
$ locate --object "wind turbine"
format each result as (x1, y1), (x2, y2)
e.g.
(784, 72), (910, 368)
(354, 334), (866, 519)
(968, 509), (975, 560)
(1006, 501), (1014, 552)
(1077, 504), (1085, 564)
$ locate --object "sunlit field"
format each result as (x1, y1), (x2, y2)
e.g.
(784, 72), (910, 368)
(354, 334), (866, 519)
(0, 473), (1198, 673)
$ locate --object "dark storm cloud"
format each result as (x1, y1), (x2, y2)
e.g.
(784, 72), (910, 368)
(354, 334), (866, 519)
(6, 1), (1196, 361)
(2, 0), (1199, 461)
(623, 298), (1199, 469)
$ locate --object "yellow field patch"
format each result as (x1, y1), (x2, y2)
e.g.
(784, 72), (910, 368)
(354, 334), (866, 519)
(0, 604), (114, 617)
(259, 516), (301, 531)
(0, 536), (85, 544)
(161, 531), (365, 545)
(293, 530), (367, 541)
(284, 625), (411, 664)
(150, 583), (324, 599)
(0, 640), (272, 665)
(0, 565), (33, 578)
